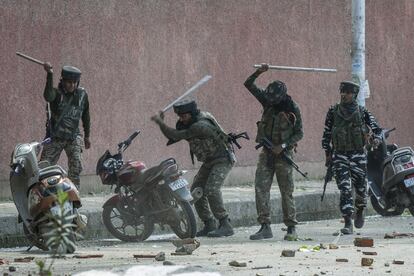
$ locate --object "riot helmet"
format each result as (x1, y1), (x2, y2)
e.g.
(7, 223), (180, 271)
(265, 80), (287, 105)
(61, 66), (81, 81)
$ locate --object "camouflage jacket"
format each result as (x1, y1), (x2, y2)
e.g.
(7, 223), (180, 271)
(44, 72), (90, 140)
(244, 72), (304, 148)
(158, 112), (233, 164)
(322, 103), (382, 153)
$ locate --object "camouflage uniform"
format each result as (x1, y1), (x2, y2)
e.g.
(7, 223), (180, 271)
(157, 111), (234, 221)
(322, 104), (381, 216)
(40, 72), (90, 187)
(244, 72), (304, 227)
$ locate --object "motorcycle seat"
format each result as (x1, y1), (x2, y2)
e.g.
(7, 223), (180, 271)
(38, 165), (67, 181)
(133, 158), (176, 190)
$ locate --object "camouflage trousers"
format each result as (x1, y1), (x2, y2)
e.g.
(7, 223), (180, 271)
(191, 158), (233, 222)
(40, 136), (83, 187)
(254, 150), (298, 226)
(333, 150), (368, 216)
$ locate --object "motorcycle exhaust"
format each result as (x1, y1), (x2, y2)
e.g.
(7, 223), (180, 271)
(190, 187), (203, 204)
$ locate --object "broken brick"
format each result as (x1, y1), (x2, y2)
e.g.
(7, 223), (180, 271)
(354, 237), (374, 247)
(281, 250), (295, 257)
(362, 251), (377, 256)
(229, 260), (247, 267)
(361, 258), (374, 266)
(329, 244), (338, 249)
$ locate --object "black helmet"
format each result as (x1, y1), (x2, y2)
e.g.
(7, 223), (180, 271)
(265, 80), (287, 105)
(61, 66), (81, 81)
(339, 81), (359, 95)
(173, 99), (198, 114)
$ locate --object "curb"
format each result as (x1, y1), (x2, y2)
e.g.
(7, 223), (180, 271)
(0, 191), (375, 248)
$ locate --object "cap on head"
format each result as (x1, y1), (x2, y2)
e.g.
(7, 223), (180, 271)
(61, 65), (81, 81)
(173, 99), (198, 114)
(339, 81), (359, 94)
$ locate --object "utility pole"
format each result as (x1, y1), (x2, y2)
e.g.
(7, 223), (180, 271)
(352, 0), (368, 106)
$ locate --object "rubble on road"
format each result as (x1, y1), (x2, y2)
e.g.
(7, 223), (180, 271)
(384, 232), (414, 239)
(133, 254), (157, 258)
(13, 257), (34, 263)
(281, 249), (296, 257)
(229, 260), (247, 267)
(393, 260), (404, 265)
(354, 237), (374, 247)
(171, 238), (200, 255)
(155, 252), (165, 261)
(362, 251), (377, 255)
(328, 244), (338, 249)
(361, 257), (374, 266)
(336, 258), (348, 262)
(73, 254), (104, 259)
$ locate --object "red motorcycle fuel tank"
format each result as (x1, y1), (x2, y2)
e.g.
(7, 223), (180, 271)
(117, 161), (146, 185)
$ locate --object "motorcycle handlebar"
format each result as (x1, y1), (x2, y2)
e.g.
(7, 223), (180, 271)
(384, 127), (396, 139)
(118, 130), (140, 152)
(125, 131), (140, 145)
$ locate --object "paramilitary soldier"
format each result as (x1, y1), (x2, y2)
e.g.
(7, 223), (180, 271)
(244, 63), (304, 241)
(151, 100), (235, 237)
(322, 81), (382, 234)
(40, 62), (91, 189)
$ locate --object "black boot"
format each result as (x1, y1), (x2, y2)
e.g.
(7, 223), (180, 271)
(249, 223), (273, 240)
(284, 226), (298, 241)
(354, 208), (365, 229)
(207, 217), (234, 237)
(340, 215), (353, 235)
(196, 218), (216, 237)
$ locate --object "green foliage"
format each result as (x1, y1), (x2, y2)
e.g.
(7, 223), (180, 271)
(35, 259), (52, 276)
(43, 189), (82, 257)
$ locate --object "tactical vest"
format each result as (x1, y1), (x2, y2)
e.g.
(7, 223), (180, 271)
(188, 112), (235, 164)
(51, 88), (86, 140)
(256, 106), (295, 145)
(331, 104), (368, 152)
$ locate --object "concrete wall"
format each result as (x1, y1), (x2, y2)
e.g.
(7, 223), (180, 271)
(1, 0), (413, 196)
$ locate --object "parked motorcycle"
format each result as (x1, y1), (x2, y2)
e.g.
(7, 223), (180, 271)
(10, 138), (83, 252)
(96, 131), (199, 242)
(367, 128), (414, 216)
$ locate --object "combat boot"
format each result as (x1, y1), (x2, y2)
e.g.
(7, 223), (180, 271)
(354, 207), (365, 229)
(340, 215), (353, 235)
(249, 223), (273, 240)
(284, 226), (298, 241)
(207, 216), (234, 237)
(196, 218), (217, 237)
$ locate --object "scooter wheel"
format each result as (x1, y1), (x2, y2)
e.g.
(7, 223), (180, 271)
(370, 195), (404, 216)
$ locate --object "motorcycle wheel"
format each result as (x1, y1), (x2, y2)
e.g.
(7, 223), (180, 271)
(23, 224), (48, 251)
(102, 203), (154, 242)
(370, 195), (405, 216)
(169, 200), (197, 239)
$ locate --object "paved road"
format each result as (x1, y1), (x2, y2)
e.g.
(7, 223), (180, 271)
(1, 215), (413, 276)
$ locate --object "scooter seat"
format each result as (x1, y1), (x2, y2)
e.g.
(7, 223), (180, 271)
(38, 165), (67, 181)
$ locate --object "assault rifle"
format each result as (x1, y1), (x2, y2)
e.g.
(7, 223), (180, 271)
(228, 132), (250, 149)
(255, 137), (308, 179)
(321, 161), (334, 202)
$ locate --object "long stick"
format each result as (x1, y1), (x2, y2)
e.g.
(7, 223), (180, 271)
(16, 52), (44, 66)
(161, 75), (212, 113)
(253, 64), (337, 73)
